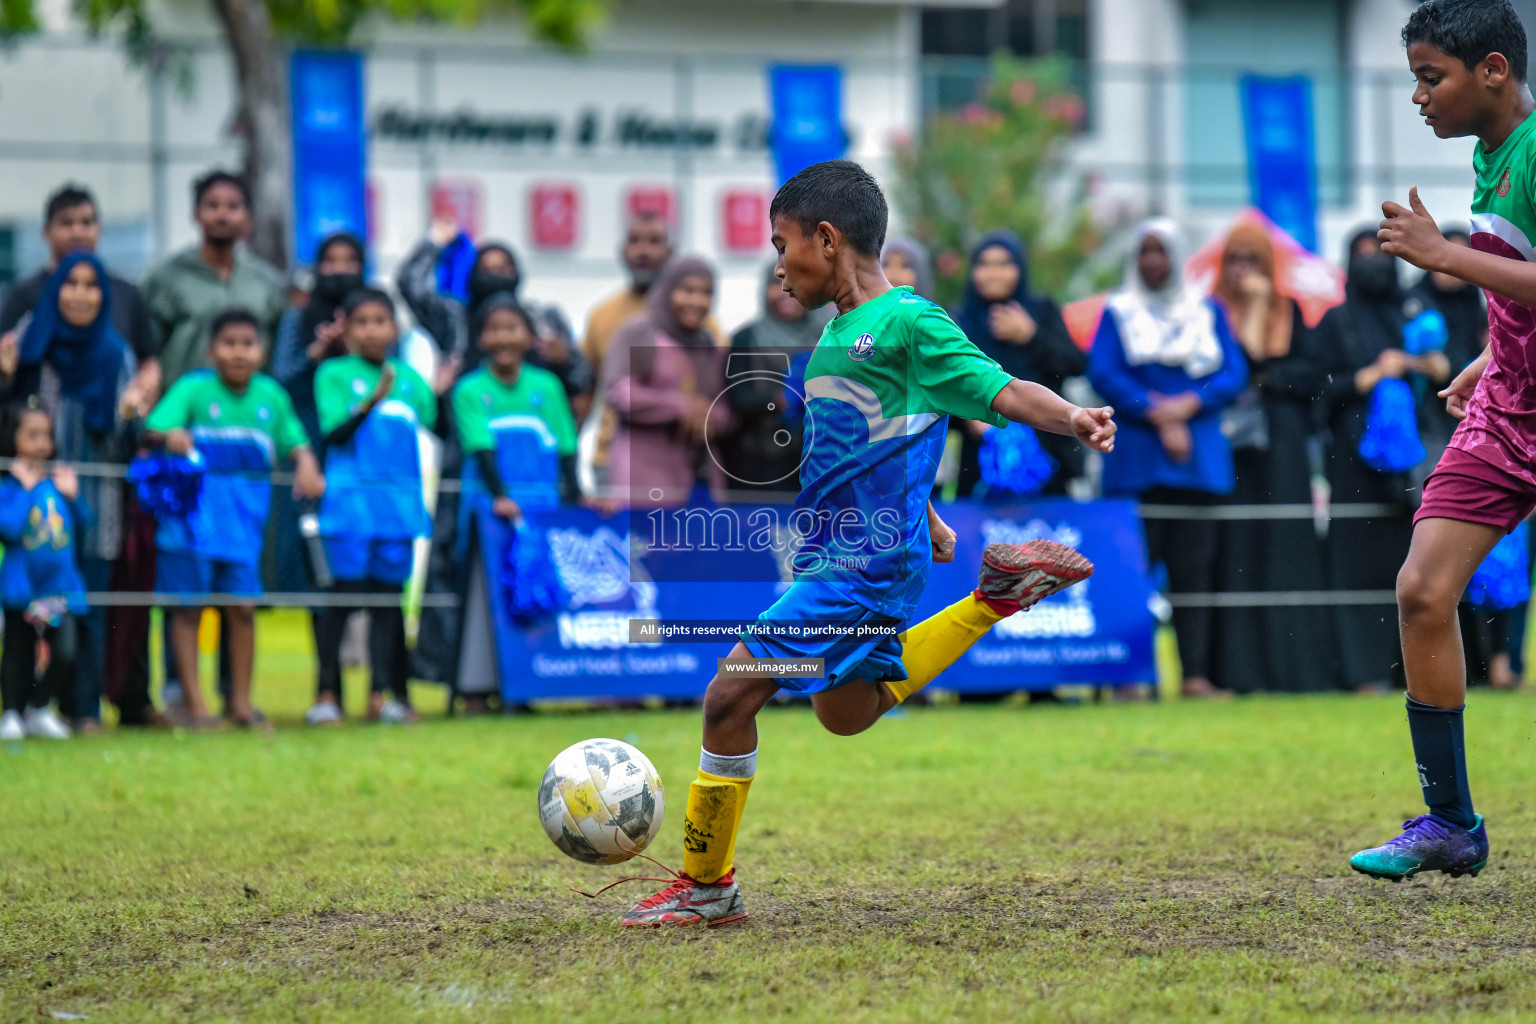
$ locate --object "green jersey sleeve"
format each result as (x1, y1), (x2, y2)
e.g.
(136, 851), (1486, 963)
(265, 382), (311, 458)
(144, 377), (195, 434)
(538, 374), (579, 456)
(313, 360), (355, 435)
(910, 306), (1013, 425)
(396, 362), (438, 430)
(451, 378), (493, 454)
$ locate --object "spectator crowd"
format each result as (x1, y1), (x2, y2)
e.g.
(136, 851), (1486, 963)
(0, 171), (1517, 739)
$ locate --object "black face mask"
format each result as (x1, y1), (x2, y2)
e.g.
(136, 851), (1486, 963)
(1351, 256), (1399, 299)
(469, 270), (518, 305)
(313, 272), (363, 303)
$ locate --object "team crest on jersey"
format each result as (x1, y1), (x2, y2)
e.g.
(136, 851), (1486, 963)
(848, 332), (876, 362)
(208, 402), (221, 420)
(1499, 168), (1513, 197)
(257, 406), (271, 421)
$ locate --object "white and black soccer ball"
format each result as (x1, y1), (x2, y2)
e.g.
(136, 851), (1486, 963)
(537, 738), (664, 865)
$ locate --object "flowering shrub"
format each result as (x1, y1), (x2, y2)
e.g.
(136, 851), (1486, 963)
(894, 56), (1113, 307)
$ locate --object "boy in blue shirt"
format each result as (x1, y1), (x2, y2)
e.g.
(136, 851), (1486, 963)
(308, 288), (441, 726)
(617, 161), (1116, 927)
(0, 404), (88, 741)
(146, 308), (325, 729)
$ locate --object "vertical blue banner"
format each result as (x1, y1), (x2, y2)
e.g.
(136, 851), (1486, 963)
(291, 50), (367, 266)
(1241, 75), (1318, 253)
(769, 65), (847, 185)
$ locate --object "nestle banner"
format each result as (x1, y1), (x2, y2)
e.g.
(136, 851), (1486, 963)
(471, 499), (1155, 703)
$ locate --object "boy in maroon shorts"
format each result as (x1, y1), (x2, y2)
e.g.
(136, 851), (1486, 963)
(1349, 0), (1536, 881)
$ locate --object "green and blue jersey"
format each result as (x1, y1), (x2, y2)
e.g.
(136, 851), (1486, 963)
(451, 363), (577, 511)
(145, 370), (309, 566)
(794, 286), (1013, 618)
(315, 355), (437, 542)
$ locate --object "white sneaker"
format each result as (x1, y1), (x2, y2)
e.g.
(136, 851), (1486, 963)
(0, 710), (23, 741)
(305, 701), (343, 726)
(24, 706), (71, 740)
(377, 699), (416, 725)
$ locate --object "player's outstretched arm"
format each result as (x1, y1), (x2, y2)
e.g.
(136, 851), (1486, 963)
(1382, 187), (1536, 307)
(990, 378), (1116, 453)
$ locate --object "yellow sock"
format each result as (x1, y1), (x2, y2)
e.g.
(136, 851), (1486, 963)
(682, 767), (754, 883)
(885, 594), (1006, 703)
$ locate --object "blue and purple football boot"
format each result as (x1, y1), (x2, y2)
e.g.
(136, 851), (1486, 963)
(1350, 814), (1488, 882)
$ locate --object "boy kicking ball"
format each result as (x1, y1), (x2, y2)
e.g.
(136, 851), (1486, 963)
(1350, 0), (1535, 881)
(620, 160), (1115, 927)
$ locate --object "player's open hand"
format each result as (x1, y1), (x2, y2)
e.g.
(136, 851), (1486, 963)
(1439, 349), (1491, 420)
(293, 462), (326, 501)
(370, 364), (396, 407)
(51, 465), (78, 502)
(1380, 187), (1445, 271)
(164, 429), (194, 456)
(9, 459), (42, 491)
(1072, 405), (1116, 453)
(927, 503), (956, 563)
(493, 496), (522, 522)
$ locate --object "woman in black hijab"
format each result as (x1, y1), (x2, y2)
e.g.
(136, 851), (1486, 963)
(1314, 228), (1449, 692)
(951, 230), (1086, 497)
(272, 232), (366, 444)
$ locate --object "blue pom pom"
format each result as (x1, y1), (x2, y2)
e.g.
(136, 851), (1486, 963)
(126, 453), (204, 523)
(1358, 379), (1426, 474)
(1404, 310), (1449, 356)
(499, 520), (569, 626)
(435, 233), (477, 303)
(978, 423), (1057, 497)
(1468, 522), (1531, 610)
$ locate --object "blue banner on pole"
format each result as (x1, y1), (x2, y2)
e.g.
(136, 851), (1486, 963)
(1240, 75), (1318, 253)
(291, 50), (367, 266)
(473, 499), (1155, 703)
(769, 65), (847, 185)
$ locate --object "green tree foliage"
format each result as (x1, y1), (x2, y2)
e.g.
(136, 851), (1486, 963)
(894, 56), (1117, 308)
(3, 0), (604, 47)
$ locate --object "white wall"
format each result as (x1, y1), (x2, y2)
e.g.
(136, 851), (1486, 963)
(1071, 0), (1478, 268)
(0, 0), (925, 335)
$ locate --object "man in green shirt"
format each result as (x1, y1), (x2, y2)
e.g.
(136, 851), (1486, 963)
(141, 171), (286, 388)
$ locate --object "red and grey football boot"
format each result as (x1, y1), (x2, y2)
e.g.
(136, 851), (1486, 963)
(975, 540), (1094, 616)
(619, 869), (747, 928)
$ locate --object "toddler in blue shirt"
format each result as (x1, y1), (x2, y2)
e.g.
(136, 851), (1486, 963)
(0, 404), (87, 741)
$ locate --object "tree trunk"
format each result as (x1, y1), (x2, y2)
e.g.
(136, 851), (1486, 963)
(208, 0), (290, 270)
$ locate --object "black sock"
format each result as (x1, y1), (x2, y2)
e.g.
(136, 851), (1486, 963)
(1405, 696), (1476, 829)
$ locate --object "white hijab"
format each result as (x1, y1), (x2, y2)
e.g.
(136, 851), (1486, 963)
(1107, 218), (1223, 379)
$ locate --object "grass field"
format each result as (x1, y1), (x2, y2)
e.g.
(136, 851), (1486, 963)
(4, 612), (1536, 1022)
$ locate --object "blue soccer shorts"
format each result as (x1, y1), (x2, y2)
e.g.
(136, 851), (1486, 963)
(737, 582), (907, 695)
(323, 537), (415, 585)
(156, 550), (263, 601)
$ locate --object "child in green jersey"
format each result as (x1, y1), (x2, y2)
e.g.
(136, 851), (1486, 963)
(617, 160), (1116, 927)
(1350, 0), (1536, 881)
(451, 294), (577, 527)
(145, 308), (325, 729)
(308, 289), (442, 726)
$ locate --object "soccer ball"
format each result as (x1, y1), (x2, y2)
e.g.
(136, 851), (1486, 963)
(538, 738), (665, 865)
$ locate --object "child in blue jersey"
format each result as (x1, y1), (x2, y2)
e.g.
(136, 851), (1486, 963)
(308, 288), (441, 727)
(0, 405), (86, 741)
(619, 160), (1118, 927)
(146, 309), (326, 729)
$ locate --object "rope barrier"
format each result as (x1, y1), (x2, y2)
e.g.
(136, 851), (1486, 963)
(2, 458), (1426, 611)
(82, 592), (461, 608)
(1166, 590), (1398, 608)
